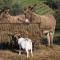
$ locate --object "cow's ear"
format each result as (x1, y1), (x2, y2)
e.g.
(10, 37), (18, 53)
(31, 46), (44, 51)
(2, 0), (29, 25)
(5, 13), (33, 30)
(24, 7), (27, 11)
(33, 4), (37, 8)
(28, 6), (33, 10)
(23, 7), (27, 13)
(28, 4), (37, 10)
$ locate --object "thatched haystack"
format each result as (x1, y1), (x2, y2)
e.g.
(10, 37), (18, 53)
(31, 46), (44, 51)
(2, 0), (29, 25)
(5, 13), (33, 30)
(0, 8), (41, 44)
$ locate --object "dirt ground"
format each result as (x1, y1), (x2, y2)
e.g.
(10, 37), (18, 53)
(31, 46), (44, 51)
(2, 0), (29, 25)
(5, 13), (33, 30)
(0, 45), (60, 60)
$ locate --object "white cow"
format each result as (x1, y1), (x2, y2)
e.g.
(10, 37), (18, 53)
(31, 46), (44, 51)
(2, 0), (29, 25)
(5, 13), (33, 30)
(18, 37), (33, 58)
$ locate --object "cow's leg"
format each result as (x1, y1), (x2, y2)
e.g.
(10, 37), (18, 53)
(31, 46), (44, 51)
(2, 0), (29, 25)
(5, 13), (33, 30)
(47, 32), (51, 46)
(47, 32), (54, 47)
(50, 32), (54, 47)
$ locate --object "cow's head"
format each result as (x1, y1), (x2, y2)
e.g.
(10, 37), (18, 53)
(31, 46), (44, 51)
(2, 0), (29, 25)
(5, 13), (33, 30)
(23, 4), (37, 23)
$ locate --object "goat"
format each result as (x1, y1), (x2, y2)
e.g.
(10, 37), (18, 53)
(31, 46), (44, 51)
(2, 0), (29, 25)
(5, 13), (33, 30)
(13, 32), (33, 58)
(18, 37), (33, 58)
(8, 32), (33, 58)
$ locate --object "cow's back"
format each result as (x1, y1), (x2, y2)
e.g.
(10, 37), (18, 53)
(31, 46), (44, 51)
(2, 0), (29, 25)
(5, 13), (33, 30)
(40, 15), (56, 31)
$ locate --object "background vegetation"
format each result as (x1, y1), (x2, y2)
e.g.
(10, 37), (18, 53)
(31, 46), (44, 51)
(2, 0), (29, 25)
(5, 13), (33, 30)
(0, 0), (60, 30)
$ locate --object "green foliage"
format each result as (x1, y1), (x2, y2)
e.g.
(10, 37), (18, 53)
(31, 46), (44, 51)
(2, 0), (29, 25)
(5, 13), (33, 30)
(0, 0), (22, 15)
(10, 3), (22, 15)
(45, 0), (60, 9)
(44, 0), (60, 30)
(0, 0), (54, 15)
(0, 0), (12, 8)
(19, 0), (54, 15)
(54, 9), (60, 30)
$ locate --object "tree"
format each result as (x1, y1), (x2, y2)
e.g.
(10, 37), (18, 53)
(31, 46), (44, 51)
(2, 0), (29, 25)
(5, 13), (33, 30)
(0, 0), (22, 15)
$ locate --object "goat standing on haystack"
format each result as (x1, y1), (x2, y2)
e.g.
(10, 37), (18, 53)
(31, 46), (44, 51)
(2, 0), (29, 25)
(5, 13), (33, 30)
(14, 32), (33, 58)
